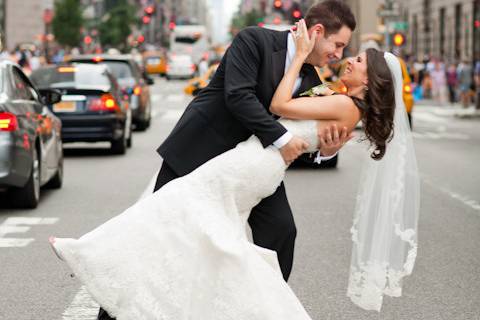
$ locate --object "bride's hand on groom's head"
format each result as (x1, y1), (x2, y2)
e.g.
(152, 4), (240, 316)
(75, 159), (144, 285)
(291, 19), (317, 60)
(317, 124), (354, 157)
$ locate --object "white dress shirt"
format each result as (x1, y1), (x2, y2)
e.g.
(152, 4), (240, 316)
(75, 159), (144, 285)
(271, 33), (336, 163)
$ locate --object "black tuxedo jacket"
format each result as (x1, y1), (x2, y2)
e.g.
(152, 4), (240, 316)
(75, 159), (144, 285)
(157, 27), (321, 176)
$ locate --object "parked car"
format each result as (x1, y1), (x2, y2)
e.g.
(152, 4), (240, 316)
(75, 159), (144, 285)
(166, 54), (196, 80)
(67, 54), (154, 131)
(30, 63), (132, 155)
(0, 61), (64, 208)
(184, 63), (219, 96)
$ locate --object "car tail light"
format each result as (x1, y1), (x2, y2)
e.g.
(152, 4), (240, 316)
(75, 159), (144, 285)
(88, 94), (120, 112)
(0, 112), (18, 131)
(191, 64), (196, 72)
(404, 84), (412, 94)
(93, 56), (103, 62)
(58, 67), (77, 73)
(166, 64), (170, 72)
(133, 85), (142, 96)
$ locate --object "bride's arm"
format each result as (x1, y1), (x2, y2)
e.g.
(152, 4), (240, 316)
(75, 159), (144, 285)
(270, 21), (358, 124)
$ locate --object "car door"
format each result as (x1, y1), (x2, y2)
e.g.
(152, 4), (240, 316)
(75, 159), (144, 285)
(11, 66), (56, 183)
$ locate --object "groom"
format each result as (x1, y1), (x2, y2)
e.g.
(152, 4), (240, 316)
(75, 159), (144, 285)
(98, 1), (355, 318)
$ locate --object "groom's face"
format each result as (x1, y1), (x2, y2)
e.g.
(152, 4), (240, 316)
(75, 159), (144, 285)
(306, 25), (352, 68)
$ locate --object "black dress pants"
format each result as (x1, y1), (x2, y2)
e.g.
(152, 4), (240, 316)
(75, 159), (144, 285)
(97, 161), (296, 319)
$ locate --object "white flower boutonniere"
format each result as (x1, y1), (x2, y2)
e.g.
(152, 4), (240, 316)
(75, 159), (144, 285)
(300, 83), (335, 97)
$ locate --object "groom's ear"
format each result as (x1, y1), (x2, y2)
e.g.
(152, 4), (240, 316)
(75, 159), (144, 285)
(309, 24), (325, 39)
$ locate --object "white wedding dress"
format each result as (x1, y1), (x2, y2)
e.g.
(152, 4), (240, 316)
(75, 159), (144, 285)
(53, 119), (319, 320)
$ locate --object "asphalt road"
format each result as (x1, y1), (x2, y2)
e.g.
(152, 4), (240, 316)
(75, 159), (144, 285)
(1, 78), (479, 320)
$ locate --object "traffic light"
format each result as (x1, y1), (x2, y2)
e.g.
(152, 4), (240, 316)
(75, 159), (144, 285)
(142, 15), (151, 24)
(475, 20), (480, 28)
(137, 35), (145, 43)
(392, 32), (405, 47)
(274, 0), (282, 10)
(144, 6), (155, 15)
(83, 35), (92, 45)
(169, 21), (176, 30)
(292, 9), (302, 19)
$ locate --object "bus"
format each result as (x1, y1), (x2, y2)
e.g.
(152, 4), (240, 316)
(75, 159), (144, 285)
(169, 25), (209, 65)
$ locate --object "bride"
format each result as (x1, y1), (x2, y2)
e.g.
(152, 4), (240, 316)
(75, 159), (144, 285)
(50, 20), (419, 318)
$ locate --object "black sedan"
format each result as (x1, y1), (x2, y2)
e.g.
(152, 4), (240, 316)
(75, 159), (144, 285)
(0, 61), (64, 208)
(68, 54), (154, 131)
(30, 63), (132, 155)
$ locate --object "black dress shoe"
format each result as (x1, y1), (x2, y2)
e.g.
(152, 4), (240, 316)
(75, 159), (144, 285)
(97, 308), (115, 320)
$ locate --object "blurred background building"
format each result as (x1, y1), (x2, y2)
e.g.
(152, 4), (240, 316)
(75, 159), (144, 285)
(403, 0), (480, 63)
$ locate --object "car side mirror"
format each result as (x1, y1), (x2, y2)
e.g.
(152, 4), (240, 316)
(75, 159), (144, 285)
(39, 89), (62, 105)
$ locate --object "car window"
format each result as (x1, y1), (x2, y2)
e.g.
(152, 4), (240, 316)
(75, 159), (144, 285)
(31, 65), (111, 88)
(103, 61), (134, 80)
(11, 67), (36, 101)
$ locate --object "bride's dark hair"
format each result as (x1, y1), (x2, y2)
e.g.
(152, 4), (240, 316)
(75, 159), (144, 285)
(355, 48), (395, 160)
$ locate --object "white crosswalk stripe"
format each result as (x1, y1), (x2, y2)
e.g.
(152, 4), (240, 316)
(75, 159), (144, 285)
(0, 217), (59, 248)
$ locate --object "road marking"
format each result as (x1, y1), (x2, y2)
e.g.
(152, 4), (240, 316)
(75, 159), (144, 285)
(412, 131), (470, 140)
(0, 217), (59, 248)
(62, 286), (99, 320)
(413, 112), (448, 123)
(422, 178), (480, 214)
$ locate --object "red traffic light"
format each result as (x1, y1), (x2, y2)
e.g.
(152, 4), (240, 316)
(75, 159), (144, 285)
(392, 33), (405, 46)
(144, 6), (154, 15)
(292, 9), (302, 19)
(475, 20), (480, 28)
(142, 16), (151, 24)
(137, 35), (145, 43)
(274, 0), (282, 9)
(169, 21), (176, 30)
(83, 35), (92, 45)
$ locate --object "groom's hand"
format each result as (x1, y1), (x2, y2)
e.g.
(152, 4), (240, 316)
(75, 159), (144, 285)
(280, 136), (309, 165)
(318, 124), (354, 157)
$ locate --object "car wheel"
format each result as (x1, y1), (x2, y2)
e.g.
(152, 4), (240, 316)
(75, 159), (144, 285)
(111, 129), (127, 155)
(10, 147), (41, 208)
(46, 154), (63, 189)
(127, 126), (133, 148)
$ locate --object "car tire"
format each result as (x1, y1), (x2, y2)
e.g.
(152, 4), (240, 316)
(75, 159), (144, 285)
(111, 130), (127, 155)
(10, 147), (41, 208)
(127, 127), (133, 148)
(45, 155), (63, 189)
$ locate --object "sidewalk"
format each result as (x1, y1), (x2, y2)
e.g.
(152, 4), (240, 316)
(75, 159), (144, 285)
(414, 99), (480, 119)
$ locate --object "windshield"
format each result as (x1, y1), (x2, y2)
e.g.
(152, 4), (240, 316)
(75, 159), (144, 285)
(102, 61), (133, 80)
(31, 65), (110, 88)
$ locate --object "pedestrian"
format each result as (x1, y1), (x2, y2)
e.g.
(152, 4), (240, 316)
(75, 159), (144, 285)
(430, 60), (447, 105)
(457, 60), (473, 108)
(198, 54), (209, 77)
(446, 63), (458, 104)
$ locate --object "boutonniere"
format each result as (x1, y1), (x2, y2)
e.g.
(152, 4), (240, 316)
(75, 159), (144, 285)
(299, 82), (335, 97)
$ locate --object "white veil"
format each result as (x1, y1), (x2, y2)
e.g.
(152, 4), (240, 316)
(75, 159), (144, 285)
(347, 52), (420, 311)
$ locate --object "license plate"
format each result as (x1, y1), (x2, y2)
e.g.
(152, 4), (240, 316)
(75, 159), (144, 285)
(53, 101), (76, 112)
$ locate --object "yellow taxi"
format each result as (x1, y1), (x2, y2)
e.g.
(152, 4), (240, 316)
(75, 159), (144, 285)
(184, 64), (219, 96)
(398, 57), (414, 125)
(143, 51), (167, 76)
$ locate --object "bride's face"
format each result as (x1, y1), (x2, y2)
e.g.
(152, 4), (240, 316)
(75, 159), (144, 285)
(340, 52), (368, 87)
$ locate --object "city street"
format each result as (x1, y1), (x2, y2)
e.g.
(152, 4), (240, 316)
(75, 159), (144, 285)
(0, 78), (479, 320)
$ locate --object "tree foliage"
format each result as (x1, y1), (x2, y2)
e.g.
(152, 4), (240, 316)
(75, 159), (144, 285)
(52, 0), (84, 48)
(99, 0), (135, 50)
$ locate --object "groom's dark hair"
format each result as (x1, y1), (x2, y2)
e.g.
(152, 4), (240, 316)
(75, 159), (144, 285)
(305, 0), (356, 36)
